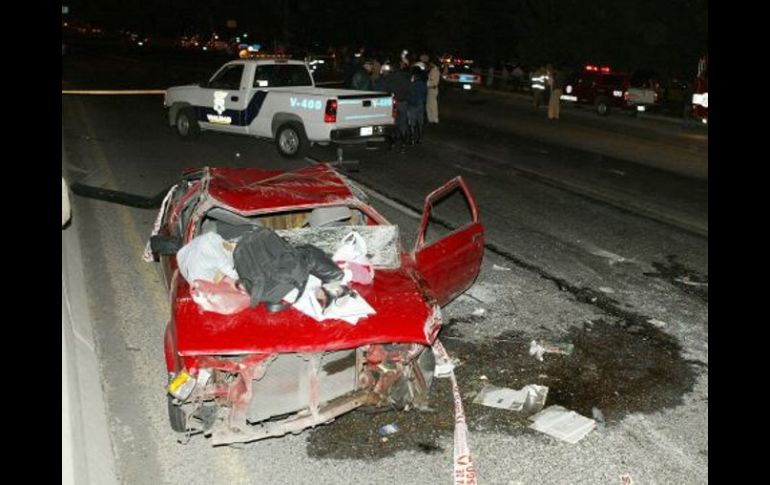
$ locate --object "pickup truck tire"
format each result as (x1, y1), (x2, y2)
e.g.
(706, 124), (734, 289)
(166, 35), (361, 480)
(595, 97), (611, 116)
(175, 107), (200, 140)
(275, 122), (309, 159)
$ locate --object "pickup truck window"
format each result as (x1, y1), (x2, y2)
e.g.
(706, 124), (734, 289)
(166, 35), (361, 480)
(210, 65), (245, 90)
(254, 65), (313, 88)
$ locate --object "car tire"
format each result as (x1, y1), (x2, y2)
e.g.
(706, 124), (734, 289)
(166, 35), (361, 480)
(595, 97), (610, 116)
(175, 107), (200, 140)
(168, 394), (187, 432)
(275, 122), (309, 159)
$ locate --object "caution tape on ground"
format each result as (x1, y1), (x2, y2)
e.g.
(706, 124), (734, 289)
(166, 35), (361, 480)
(433, 339), (478, 485)
(62, 90), (166, 95)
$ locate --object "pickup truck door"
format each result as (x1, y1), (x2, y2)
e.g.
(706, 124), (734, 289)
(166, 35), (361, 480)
(413, 177), (484, 306)
(197, 64), (249, 134)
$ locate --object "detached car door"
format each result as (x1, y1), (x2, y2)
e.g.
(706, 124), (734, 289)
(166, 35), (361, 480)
(413, 177), (484, 306)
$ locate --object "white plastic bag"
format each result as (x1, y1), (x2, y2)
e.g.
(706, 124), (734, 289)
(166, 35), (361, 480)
(177, 232), (238, 284)
(333, 231), (374, 284)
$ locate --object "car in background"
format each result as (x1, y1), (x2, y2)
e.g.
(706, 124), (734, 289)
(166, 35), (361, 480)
(441, 62), (482, 91)
(146, 164), (484, 445)
(561, 65), (658, 116)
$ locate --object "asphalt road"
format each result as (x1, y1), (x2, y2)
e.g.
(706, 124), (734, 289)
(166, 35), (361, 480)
(62, 45), (708, 485)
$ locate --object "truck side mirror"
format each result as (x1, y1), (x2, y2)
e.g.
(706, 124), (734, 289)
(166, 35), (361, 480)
(150, 234), (182, 255)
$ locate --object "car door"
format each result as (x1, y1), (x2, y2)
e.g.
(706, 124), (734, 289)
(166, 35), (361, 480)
(413, 177), (484, 306)
(197, 63), (249, 134)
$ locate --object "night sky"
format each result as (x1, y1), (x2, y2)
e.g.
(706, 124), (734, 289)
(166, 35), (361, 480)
(64, 0), (707, 76)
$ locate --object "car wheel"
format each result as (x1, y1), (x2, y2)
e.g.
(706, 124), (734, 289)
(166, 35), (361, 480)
(275, 122), (309, 159)
(168, 394), (187, 432)
(176, 107), (200, 140)
(595, 97), (610, 116)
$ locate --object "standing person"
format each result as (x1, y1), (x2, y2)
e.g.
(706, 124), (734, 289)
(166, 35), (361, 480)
(380, 58), (412, 152)
(546, 64), (564, 120)
(681, 81), (694, 129)
(373, 61), (391, 91)
(351, 60), (374, 90)
(531, 65), (548, 108)
(423, 54), (441, 124)
(407, 64), (428, 144)
(512, 64), (524, 91)
(342, 47), (356, 88)
(370, 57), (382, 85)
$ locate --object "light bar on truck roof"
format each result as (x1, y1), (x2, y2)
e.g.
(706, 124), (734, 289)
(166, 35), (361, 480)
(239, 51), (291, 60)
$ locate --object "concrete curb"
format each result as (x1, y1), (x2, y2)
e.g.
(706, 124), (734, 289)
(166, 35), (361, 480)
(62, 137), (119, 485)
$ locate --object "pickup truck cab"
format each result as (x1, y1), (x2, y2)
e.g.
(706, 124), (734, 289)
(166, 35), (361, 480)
(561, 65), (658, 116)
(164, 58), (395, 158)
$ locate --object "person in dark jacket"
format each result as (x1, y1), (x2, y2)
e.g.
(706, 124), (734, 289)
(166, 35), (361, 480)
(351, 61), (374, 90)
(681, 81), (694, 129)
(407, 65), (428, 144)
(379, 59), (412, 152)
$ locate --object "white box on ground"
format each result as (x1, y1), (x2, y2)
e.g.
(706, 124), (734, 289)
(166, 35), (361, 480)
(528, 405), (596, 444)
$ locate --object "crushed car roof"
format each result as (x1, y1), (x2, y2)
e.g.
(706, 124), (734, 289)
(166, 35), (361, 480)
(205, 165), (358, 213)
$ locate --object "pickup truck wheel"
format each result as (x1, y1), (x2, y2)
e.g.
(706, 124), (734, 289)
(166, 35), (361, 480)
(595, 97), (610, 116)
(176, 107), (200, 140)
(167, 394), (187, 432)
(275, 122), (309, 159)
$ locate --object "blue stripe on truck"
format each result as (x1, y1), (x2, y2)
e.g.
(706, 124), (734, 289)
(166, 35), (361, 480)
(195, 91), (269, 126)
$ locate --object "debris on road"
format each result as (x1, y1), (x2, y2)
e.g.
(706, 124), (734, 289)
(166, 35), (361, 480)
(589, 248), (635, 266)
(378, 423), (399, 437)
(473, 384), (548, 413)
(528, 405), (596, 444)
(472, 308), (486, 317)
(592, 406), (606, 431)
(674, 276), (708, 287)
(647, 318), (667, 328)
(599, 287), (615, 294)
(620, 473), (634, 485)
(529, 340), (575, 361)
(492, 264), (512, 271)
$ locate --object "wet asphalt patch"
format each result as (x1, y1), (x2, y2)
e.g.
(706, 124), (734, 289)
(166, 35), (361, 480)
(306, 317), (698, 460)
(644, 254), (708, 303)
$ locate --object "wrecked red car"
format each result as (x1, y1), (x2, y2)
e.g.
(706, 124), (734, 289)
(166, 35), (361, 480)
(146, 164), (483, 445)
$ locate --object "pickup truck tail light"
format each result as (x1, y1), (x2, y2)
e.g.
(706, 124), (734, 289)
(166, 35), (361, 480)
(324, 99), (337, 123)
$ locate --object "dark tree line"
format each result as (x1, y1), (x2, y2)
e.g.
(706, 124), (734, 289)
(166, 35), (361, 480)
(70, 0), (707, 77)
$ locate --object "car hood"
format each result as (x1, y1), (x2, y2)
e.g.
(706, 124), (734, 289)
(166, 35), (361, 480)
(173, 262), (438, 355)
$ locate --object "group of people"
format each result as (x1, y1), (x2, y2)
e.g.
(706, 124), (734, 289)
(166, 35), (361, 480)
(345, 52), (441, 153)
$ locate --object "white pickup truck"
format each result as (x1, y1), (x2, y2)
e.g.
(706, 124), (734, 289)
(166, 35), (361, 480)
(164, 59), (395, 158)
